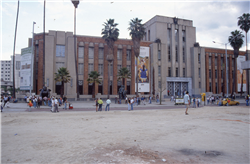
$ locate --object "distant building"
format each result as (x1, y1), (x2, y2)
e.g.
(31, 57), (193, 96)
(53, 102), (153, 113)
(1, 60), (11, 82)
(11, 54), (21, 89)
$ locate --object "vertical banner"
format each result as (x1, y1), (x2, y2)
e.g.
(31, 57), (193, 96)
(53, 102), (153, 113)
(237, 56), (246, 92)
(20, 47), (32, 90)
(135, 46), (150, 92)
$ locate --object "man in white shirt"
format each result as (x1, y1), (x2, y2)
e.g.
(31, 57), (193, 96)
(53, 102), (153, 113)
(184, 91), (190, 115)
(54, 98), (59, 113)
(105, 99), (111, 111)
(130, 98), (134, 111)
(51, 97), (55, 112)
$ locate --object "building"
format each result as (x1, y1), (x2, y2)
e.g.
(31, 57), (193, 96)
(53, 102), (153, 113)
(11, 54), (21, 89)
(29, 31), (151, 98)
(143, 15), (203, 97)
(1, 60), (11, 82)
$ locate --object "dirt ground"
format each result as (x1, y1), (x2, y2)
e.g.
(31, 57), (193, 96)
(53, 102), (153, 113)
(1, 106), (249, 164)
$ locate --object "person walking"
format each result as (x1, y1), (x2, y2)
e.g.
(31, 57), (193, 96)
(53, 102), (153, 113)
(54, 98), (59, 113)
(156, 95), (159, 103)
(128, 98), (131, 111)
(98, 98), (103, 111)
(130, 97), (134, 110)
(51, 97), (55, 112)
(192, 97), (196, 108)
(149, 96), (152, 104)
(3, 96), (8, 107)
(95, 98), (98, 112)
(33, 96), (37, 108)
(184, 91), (190, 115)
(105, 98), (111, 111)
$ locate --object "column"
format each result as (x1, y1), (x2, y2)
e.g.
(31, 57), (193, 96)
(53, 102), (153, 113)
(122, 46), (127, 90)
(83, 43), (89, 95)
(211, 53), (215, 93)
(113, 45), (118, 95)
(94, 43), (99, 96)
(103, 44), (108, 95)
(131, 47), (135, 95)
(217, 54), (221, 94)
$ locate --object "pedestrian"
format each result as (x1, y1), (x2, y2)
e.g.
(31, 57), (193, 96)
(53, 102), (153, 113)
(196, 98), (199, 107)
(98, 98), (103, 111)
(143, 96), (146, 105)
(246, 95), (249, 106)
(105, 98), (111, 111)
(192, 97), (196, 108)
(130, 97), (134, 110)
(51, 97), (55, 112)
(141, 96), (144, 105)
(3, 96), (8, 107)
(95, 98), (98, 112)
(125, 96), (128, 104)
(28, 99), (33, 112)
(156, 95), (159, 103)
(128, 98), (131, 111)
(115, 96), (117, 104)
(43, 96), (47, 106)
(207, 96), (210, 104)
(54, 98), (59, 113)
(33, 96), (37, 108)
(1, 99), (3, 112)
(149, 96), (152, 104)
(63, 96), (67, 109)
(184, 91), (190, 115)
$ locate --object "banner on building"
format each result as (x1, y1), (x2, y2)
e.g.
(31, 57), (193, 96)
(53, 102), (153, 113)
(135, 46), (150, 92)
(237, 56), (247, 92)
(20, 47), (32, 90)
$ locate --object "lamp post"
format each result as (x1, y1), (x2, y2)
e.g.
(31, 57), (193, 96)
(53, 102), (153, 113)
(107, 54), (113, 99)
(30, 21), (36, 97)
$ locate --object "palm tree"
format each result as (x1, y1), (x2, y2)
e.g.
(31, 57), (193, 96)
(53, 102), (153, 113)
(87, 71), (102, 98)
(238, 13), (250, 94)
(101, 19), (119, 98)
(228, 30), (244, 95)
(54, 67), (71, 98)
(128, 18), (146, 96)
(12, 0), (20, 99)
(117, 67), (131, 86)
(71, 0), (80, 99)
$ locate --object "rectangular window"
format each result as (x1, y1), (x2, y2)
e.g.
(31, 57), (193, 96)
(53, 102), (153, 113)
(56, 45), (65, 57)
(117, 49), (122, 60)
(78, 63), (84, 74)
(221, 56), (224, 67)
(183, 46), (185, 63)
(199, 68), (201, 78)
(158, 66), (161, 76)
(127, 50), (131, 61)
(209, 82), (211, 92)
(183, 68), (185, 77)
(175, 29), (178, 44)
(215, 57), (217, 66)
(182, 30), (185, 42)
(88, 47), (94, 59)
(88, 63), (94, 73)
(78, 46), (84, 58)
(158, 50), (161, 61)
(158, 81), (161, 88)
(209, 69), (211, 78)
(99, 48), (104, 59)
(215, 70), (217, 79)
(168, 45), (171, 62)
(175, 46), (178, 62)
(198, 53), (200, 64)
(55, 62), (65, 71)
(168, 67), (171, 77)
(117, 65), (122, 73)
(127, 65), (131, 71)
(176, 68), (178, 77)
(199, 82), (201, 88)
(98, 64), (103, 75)
(209, 56), (211, 65)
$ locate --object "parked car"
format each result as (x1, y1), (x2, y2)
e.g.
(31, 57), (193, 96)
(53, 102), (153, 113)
(217, 98), (240, 106)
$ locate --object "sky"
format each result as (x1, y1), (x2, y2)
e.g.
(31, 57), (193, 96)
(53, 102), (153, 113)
(0, 0), (250, 60)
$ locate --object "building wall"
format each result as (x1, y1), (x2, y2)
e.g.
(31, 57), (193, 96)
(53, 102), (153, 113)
(1, 60), (11, 82)
(204, 47), (246, 95)
(10, 54), (21, 89)
(33, 31), (151, 98)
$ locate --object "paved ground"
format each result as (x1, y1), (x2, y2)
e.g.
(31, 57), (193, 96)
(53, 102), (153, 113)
(2, 99), (248, 113)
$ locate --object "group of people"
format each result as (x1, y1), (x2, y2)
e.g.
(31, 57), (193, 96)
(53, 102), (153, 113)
(95, 98), (111, 112)
(26, 95), (69, 113)
(1, 96), (12, 112)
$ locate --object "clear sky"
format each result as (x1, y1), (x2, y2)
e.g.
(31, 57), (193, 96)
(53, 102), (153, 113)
(1, 0), (249, 60)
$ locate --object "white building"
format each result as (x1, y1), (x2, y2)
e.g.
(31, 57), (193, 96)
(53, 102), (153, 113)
(1, 60), (12, 82)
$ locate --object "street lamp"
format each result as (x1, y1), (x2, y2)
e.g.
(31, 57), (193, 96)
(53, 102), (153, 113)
(30, 21), (36, 97)
(107, 54), (113, 99)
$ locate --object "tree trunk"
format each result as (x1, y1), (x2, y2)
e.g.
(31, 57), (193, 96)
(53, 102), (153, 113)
(232, 49), (238, 96)
(136, 57), (138, 96)
(60, 81), (64, 98)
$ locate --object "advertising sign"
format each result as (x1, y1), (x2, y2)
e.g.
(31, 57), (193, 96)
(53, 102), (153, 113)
(135, 46), (150, 92)
(20, 47), (32, 90)
(237, 56), (247, 92)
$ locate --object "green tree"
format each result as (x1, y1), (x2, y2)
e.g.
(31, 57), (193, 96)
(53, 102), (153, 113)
(128, 18), (146, 96)
(101, 19), (119, 98)
(54, 67), (71, 98)
(228, 30), (244, 95)
(238, 13), (250, 95)
(87, 71), (102, 98)
(117, 67), (131, 86)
